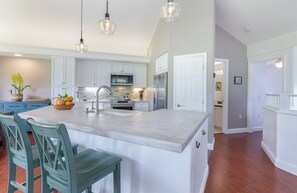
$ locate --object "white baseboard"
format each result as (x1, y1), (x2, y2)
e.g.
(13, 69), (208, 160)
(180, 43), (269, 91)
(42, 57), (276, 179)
(224, 127), (248, 134)
(276, 159), (297, 176)
(199, 165), (209, 193)
(208, 137), (215, 150)
(262, 141), (297, 176)
(253, 126), (263, 132)
(261, 141), (276, 164)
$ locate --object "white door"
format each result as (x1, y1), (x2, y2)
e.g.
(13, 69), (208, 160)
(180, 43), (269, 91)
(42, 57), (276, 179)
(76, 60), (96, 87)
(133, 63), (147, 88)
(174, 53), (206, 111)
(96, 61), (111, 87)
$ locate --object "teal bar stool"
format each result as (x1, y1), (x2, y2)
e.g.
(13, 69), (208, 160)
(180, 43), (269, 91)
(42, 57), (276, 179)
(0, 114), (78, 193)
(0, 114), (41, 193)
(27, 118), (122, 193)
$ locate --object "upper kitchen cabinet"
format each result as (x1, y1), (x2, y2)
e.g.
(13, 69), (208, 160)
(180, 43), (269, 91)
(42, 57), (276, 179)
(76, 59), (111, 87)
(111, 62), (133, 74)
(155, 52), (168, 75)
(133, 63), (147, 88)
(52, 56), (75, 86)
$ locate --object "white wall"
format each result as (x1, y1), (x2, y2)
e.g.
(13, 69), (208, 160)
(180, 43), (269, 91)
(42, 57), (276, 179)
(147, 0), (215, 143)
(0, 56), (51, 100)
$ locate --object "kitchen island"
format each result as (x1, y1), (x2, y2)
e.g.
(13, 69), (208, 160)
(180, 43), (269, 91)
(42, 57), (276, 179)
(20, 104), (209, 193)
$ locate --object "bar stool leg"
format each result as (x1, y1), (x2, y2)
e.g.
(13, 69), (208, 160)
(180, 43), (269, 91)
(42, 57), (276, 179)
(114, 163), (121, 193)
(86, 186), (93, 193)
(7, 161), (16, 193)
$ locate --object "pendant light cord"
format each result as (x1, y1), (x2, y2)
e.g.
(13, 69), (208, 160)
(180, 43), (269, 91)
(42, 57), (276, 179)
(106, 0), (109, 14)
(80, 0), (83, 39)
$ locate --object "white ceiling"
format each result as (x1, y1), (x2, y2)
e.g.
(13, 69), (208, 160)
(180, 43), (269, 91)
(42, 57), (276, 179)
(1, 0), (297, 57)
(216, 0), (297, 45)
(0, 0), (164, 56)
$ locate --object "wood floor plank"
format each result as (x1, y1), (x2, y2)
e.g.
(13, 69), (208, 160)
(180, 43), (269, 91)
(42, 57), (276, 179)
(205, 132), (297, 193)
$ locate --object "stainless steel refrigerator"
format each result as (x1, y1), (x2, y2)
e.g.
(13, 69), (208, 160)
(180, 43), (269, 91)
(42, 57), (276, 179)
(153, 72), (168, 110)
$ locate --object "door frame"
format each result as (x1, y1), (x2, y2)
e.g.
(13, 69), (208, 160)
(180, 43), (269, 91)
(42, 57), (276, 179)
(215, 58), (229, 134)
(173, 52), (207, 112)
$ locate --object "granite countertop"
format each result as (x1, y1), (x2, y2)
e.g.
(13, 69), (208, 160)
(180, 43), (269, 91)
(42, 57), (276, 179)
(20, 104), (208, 153)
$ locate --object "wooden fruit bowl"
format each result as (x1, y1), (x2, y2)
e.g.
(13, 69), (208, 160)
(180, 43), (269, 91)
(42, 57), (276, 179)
(52, 103), (75, 110)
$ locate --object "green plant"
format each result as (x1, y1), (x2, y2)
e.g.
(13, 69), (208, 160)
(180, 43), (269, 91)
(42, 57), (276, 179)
(10, 73), (30, 95)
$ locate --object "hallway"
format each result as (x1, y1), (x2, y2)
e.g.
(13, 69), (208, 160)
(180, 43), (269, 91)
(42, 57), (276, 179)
(205, 132), (297, 193)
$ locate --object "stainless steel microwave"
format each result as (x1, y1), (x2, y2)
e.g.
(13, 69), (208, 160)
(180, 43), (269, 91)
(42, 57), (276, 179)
(111, 74), (133, 86)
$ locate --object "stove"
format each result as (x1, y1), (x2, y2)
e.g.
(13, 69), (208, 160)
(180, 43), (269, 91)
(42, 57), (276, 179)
(111, 100), (133, 110)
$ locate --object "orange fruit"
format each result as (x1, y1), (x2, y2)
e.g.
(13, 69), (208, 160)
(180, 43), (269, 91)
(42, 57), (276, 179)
(56, 98), (65, 106)
(64, 96), (73, 102)
(65, 101), (73, 106)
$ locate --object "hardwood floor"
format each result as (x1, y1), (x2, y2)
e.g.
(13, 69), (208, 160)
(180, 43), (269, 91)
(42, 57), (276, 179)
(1, 132), (297, 193)
(205, 132), (297, 193)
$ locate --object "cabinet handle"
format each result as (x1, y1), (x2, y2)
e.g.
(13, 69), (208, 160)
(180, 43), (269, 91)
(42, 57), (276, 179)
(196, 141), (200, 149)
(202, 130), (206, 135)
(177, 104), (183, 107)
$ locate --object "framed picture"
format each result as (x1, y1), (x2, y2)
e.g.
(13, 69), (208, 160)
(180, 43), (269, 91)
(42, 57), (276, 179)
(234, 76), (242, 85)
(215, 82), (222, 91)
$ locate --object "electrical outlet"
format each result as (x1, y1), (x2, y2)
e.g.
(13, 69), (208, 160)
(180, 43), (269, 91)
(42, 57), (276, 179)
(239, 114), (242, 119)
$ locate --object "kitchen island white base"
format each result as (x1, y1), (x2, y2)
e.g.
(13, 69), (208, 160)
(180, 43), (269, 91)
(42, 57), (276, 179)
(67, 119), (209, 193)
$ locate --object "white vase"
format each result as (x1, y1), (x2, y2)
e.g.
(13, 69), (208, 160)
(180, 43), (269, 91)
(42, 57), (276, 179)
(11, 94), (23, 102)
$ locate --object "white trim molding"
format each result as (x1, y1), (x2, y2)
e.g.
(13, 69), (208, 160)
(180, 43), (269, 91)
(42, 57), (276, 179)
(208, 137), (215, 150)
(224, 127), (249, 134)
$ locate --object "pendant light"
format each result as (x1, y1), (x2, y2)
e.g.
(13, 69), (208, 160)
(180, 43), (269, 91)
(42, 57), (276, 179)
(75, 0), (88, 54)
(275, 58), (283, 68)
(98, 0), (116, 35)
(160, 0), (181, 23)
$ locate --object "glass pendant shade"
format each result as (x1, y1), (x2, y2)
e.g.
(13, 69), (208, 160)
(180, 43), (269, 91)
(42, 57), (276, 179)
(99, 14), (116, 35)
(160, 0), (181, 23)
(75, 38), (88, 54)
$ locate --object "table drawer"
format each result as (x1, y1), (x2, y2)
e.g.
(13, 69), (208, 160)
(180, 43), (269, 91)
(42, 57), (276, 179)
(27, 103), (45, 109)
(3, 103), (25, 110)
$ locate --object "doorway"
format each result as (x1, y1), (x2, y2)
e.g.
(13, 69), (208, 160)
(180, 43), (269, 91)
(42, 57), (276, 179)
(214, 58), (229, 134)
(249, 58), (284, 131)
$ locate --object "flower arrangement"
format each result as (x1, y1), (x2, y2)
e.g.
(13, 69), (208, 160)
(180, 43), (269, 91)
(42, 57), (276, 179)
(9, 73), (30, 95)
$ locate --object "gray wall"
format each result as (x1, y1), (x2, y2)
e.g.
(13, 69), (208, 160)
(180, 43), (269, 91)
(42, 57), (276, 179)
(0, 56), (51, 100)
(215, 25), (248, 129)
(148, 0), (215, 143)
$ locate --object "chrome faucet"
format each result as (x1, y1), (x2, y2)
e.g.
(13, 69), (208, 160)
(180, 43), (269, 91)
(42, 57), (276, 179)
(96, 85), (113, 115)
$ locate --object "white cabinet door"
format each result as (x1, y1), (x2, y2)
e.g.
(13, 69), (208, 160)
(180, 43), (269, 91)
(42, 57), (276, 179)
(122, 63), (133, 73)
(134, 102), (149, 112)
(111, 62), (133, 74)
(173, 53), (206, 112)
(96, 61), (111, 87)
(52, 57), (64, 85)
(64, 57), (75, 85)
(52, 56), (75, 86)
(133, 64), (147, 88)
(191, 120), (208, 193)
(76, 60), (96, 87)
(111, 62), (122, 73)
(155, 52), (168, 75)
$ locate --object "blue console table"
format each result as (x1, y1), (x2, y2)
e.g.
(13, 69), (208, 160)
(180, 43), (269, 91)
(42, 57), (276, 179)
(0, 101), (51, 131)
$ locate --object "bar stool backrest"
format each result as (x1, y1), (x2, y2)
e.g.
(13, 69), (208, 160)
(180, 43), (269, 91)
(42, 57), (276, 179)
(27, 118), (77, 192)
(0, 114), (33, 166)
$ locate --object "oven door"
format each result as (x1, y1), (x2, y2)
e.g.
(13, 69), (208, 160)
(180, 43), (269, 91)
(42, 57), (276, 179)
(112, 106), (133, 110)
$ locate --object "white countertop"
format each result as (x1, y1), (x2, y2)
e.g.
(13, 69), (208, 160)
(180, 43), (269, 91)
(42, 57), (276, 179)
(20, 104), (208, 153)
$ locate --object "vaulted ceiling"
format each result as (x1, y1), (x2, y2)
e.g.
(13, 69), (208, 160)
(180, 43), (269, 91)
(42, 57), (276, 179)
(1, 0), (297, 57)
(216, 0), (297, 45)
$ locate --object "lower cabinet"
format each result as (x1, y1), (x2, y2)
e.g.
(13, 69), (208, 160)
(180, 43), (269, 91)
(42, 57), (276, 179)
(0, 101), (51, 131)
(133, 101), (149, 112)
(191, 119), (208, 193)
